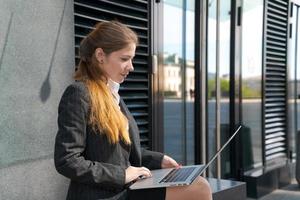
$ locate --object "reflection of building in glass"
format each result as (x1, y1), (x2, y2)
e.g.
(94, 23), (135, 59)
(163, 53), (194, 99)
(164, 53), (181, 97)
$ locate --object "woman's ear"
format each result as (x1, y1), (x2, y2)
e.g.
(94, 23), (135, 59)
(95, 48), (105, 63)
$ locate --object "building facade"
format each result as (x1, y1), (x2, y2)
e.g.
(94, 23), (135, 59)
(0, 0), (299, 199)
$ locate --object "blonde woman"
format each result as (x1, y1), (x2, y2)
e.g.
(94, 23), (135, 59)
(54, 21), (212, 200)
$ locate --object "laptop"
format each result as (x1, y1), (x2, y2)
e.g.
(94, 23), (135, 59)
(129, 125), (242, 190)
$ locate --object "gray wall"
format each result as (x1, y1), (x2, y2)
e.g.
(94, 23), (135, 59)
(0, 0), (74, 199)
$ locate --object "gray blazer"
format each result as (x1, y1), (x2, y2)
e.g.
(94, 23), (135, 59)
(54, 82), (164, 200)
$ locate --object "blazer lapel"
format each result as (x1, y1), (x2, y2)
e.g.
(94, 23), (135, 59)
(119, 99), (142, 166)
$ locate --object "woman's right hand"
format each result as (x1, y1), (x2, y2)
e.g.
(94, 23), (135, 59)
(125, 166), (152, 183)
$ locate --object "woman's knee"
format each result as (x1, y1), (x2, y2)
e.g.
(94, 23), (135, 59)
(192, 176), (212, 196)
(195, 176), (210, 187)
(165, 177), (212, 200)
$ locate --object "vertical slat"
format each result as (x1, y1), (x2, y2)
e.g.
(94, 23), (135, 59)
(74, 0), (151, 148)
(263, 0), (289, 163)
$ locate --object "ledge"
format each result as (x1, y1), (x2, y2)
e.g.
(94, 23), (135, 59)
(207, 178), (247, 200)
(243, 164), (292, 198)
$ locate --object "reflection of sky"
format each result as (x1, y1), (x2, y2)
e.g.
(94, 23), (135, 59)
(242, 5), (263, 78)
(164, 1), (264, 79)
(163, 3), (194, 60)
(207, 0), (231, 76)
(298, 7), (300, 80)
(290, 6), (296, 81)
(290, 4), (300, 81)
(164, 1), (231, 75)
(207, 19), (231, 76)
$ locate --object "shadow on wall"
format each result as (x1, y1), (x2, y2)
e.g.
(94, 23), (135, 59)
(0, 0), (75, 199)
(0, 12), (14, 73)
(40, 0), (67, 103)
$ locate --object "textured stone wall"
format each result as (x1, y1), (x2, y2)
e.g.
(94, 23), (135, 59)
(0, 0), (74, 199)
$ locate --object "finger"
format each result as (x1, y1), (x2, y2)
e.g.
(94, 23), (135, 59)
(141, 167), (151, 173)
(138, 175), (147, 180)
(140, 167), (152, 177)
(175, 164), (182, 169)
(171, 159), (179, 167)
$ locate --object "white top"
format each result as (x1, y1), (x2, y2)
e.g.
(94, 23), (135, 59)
(108, 79), (129, 131)
(107, 79), (120, 105)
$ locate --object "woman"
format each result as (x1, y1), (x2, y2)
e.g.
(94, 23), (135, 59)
(54, 21), (212, 200)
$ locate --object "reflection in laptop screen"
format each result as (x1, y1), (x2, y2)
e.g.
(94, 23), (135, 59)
(159, 167), (197, 183)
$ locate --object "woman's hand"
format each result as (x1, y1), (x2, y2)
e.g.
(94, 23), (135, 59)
(161, 155), (180, 169)
(125, 166), (152, 184)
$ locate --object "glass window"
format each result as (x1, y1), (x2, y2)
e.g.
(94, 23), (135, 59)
(219, 0), (231, 177)
(295, 5), (300, 159)
(207, 0), (217, 177)
(288, 4), (298, 159)
(163, 0), (195, 164)
(186, 0), (195, 165)
(241, 0), (264, 170)
(207, 0), (231, 178)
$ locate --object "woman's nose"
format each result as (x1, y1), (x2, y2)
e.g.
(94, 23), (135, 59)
(128, 60), (134, 71)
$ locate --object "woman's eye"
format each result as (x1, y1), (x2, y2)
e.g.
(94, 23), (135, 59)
(121, 58), (128, 61)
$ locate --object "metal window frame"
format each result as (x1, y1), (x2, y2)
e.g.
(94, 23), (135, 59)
(229, 0), (243, 179)
(151, 0), (164, 152)
(195, 0), (207, 167)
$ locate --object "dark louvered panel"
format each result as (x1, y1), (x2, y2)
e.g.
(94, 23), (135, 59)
(74, 0), (151, 148)
(264, 0), (288, 162)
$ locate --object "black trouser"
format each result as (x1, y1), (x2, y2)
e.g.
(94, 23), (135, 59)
(128, 188), (166, 200)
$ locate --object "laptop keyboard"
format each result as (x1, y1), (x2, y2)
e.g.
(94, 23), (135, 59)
(159, 167), (197, 183)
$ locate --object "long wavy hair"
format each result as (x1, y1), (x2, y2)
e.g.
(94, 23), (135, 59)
(74, 21), (138, 144)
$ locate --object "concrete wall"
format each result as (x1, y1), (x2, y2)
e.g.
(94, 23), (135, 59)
(0, 0), (74, 199)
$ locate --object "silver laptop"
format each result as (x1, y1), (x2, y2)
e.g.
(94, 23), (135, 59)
(129, 125), (242, 190)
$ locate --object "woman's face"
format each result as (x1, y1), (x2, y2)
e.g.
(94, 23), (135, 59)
(96, 43), (136, 83)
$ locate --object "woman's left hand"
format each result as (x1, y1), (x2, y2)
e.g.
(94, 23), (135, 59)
(161, 155), (180, 169)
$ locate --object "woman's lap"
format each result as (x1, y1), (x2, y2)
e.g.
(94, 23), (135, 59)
(128, 187), (166, 200)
